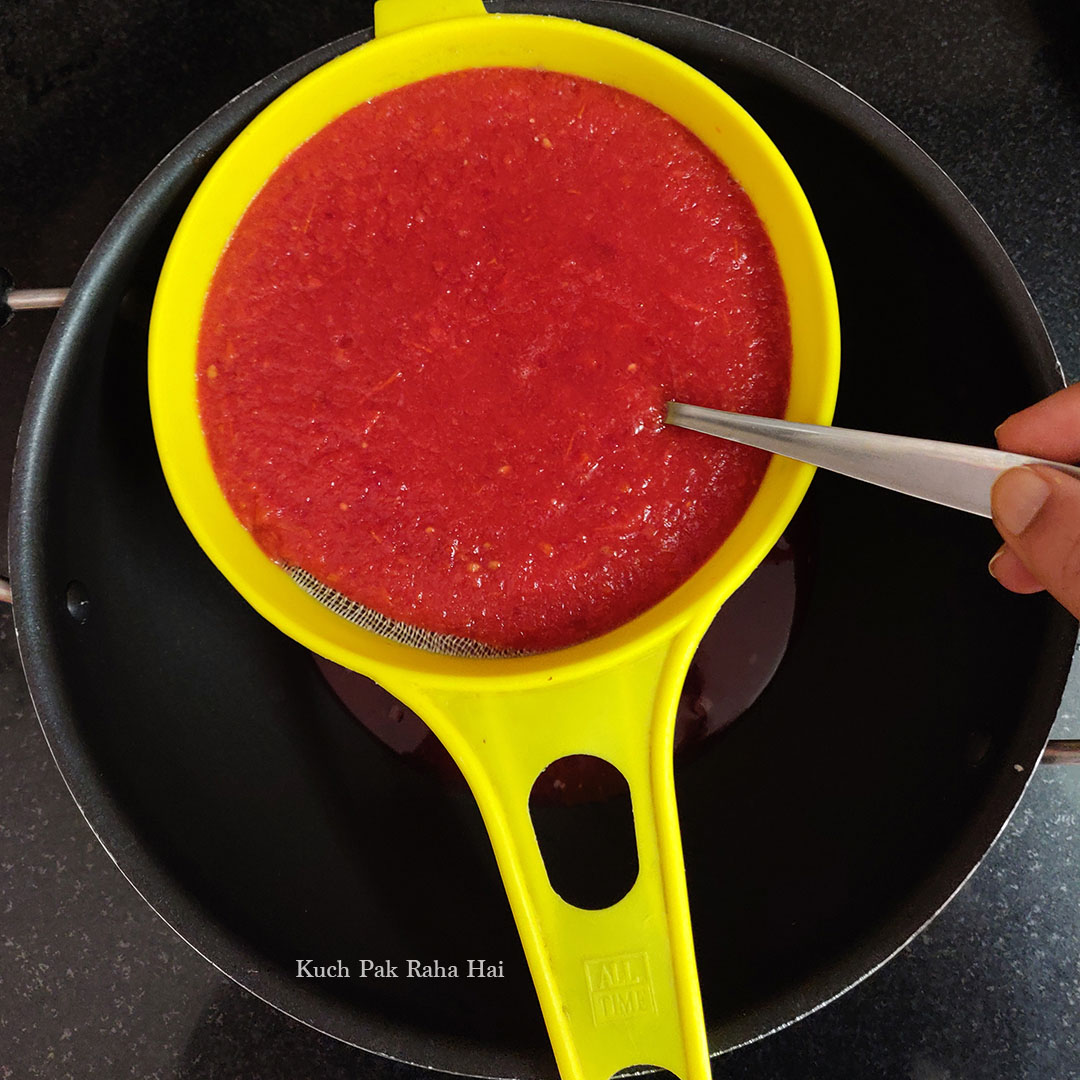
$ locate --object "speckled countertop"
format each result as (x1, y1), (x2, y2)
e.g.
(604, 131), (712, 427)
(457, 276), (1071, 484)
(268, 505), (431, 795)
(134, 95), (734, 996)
(2, 1), (1079, 1077)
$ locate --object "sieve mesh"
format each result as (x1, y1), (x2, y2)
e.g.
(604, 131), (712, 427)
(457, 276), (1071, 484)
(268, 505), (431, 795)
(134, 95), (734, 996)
(286, 565), (527, 659)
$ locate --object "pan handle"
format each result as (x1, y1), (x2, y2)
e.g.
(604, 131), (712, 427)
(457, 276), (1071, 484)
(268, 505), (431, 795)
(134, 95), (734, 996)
(1043, 740), (1080, 764)
(1, 267), (68, 326)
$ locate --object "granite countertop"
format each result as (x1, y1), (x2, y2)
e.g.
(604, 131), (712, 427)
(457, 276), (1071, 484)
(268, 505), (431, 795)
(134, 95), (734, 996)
(2, 0), (1079, 1076)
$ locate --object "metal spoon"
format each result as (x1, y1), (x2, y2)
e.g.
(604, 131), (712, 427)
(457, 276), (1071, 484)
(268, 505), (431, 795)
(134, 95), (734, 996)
(665, 401), (1080, 518)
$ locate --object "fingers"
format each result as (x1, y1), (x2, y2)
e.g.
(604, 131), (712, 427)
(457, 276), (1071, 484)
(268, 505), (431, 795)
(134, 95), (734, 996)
(990, 464), (1080, 619)
(990, 385), (1080, 612)
(988, 544), (1045, 594)
(995, 382), (1080, 462)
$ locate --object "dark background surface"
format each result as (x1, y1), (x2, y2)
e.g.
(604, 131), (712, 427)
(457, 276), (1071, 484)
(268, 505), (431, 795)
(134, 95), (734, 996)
(2, 0), (1079, 1077)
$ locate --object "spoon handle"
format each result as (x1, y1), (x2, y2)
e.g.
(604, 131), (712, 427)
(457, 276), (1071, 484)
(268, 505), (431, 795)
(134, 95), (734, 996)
(666, 401), (1080, 519)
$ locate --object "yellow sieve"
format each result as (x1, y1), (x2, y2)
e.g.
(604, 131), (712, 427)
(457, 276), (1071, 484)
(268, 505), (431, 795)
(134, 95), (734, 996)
(148, 1), (840, 1077)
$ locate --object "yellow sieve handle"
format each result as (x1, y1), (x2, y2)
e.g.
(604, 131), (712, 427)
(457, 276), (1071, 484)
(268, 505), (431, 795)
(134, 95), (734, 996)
(374, 0), (487, 37)
(408, 634), (711, 1080)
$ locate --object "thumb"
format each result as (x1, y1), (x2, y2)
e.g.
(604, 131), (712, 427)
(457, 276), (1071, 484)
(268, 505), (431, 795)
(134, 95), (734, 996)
(990, 465), (1080, 619)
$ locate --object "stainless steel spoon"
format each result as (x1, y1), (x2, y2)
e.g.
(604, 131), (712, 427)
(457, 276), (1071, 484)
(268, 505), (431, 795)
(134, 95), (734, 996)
(665, 401), (1080, 518)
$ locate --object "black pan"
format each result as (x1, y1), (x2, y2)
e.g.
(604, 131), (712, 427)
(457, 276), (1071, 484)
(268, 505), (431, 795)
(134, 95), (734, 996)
(9, 2), (1077, 1076)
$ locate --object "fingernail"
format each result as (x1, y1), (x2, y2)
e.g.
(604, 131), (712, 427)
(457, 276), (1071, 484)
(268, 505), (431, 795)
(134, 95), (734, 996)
(988, 549), (1006, 580)
(992, 468), (1051, 535)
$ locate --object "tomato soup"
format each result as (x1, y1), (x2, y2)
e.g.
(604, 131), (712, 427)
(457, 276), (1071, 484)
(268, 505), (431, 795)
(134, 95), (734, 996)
(197, 67), (791, 652)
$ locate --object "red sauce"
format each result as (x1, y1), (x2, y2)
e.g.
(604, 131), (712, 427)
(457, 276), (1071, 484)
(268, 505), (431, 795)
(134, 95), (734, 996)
(198, 68), (791, 652)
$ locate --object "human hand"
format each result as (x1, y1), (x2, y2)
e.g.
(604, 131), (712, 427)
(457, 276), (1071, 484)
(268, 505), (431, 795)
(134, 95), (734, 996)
(989, 382), (1080, 619)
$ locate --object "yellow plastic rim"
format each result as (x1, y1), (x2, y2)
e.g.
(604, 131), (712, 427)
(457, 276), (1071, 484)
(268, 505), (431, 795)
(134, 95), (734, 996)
(148, 2), (840, 692)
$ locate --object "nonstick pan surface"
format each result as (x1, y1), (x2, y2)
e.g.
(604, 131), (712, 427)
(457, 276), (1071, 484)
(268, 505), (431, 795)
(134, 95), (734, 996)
(9, 2), (1076, 1076)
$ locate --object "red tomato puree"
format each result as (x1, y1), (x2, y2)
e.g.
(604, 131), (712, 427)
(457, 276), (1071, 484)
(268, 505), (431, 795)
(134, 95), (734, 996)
(198, 67), (791, 652)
